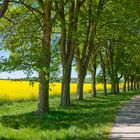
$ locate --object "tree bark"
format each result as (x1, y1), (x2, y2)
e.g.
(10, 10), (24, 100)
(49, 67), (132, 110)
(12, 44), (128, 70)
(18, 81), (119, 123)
(136, 81), (138, 90)
(77, 71), (85, 100)
(107, 40), (117, 94)
(116, 79), (120, 93)
(0, 0), (9, 18)
(123, 77), (127, 92)
(103, 67), (107, 96)
(100, 52), (107, 96)
(37, 1), (52, 114)
(127, 77), (130, 91)
(111, 82), (115, 94)
(76, 0), (105, 100)
(103, 76), (107, 96)
(56, 1), (81, 106)
(137, 81), (140, 89)
(130, 78), (134, 91)
(61, 64), (72, 106)
(91, 63), (97, 97)
(134, 80), (137, 90)
(38, 71), (49, 113)
(111, 77), (117, 94)
(75, 20), (91, 100)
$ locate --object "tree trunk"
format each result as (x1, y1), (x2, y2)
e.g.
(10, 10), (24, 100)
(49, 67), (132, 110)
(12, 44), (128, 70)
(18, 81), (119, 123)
(127, 77), (130, 91)
(91, 63), (97, 97)
(136, 81), (139, 90)
(100, 52), (107, 96)
(103, 66), (107, 96)
(38, 31), (51, 114)
(61, 64), (72, 106)
(134, 80), (137, 90)
(130, 79), (134, 90)
(111, 78), (117, 94)
(37, 2), (52, 114)
(116, 80), (120, 93)
(77, 71), (85, 100)
(123, 77), (127, 92)
(137, 81), (140, 89)
(76, 0), (105, 100)
(38, 71), (49, 114)
(58, 1), (79, 106)
(0, 0), (9, 19)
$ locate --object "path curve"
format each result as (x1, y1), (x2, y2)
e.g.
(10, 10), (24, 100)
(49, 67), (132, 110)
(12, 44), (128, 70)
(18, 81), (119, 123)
(110, 95), (140, 140)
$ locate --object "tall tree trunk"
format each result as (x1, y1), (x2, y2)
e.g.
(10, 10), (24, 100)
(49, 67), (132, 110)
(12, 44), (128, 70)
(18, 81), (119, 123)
(91, 63), (97, 97)
(57, 1), (80, 106)
(0, 0), (9, 18)
(111, 83), (115, 94)
(75, 20), (91, 101)
(77, 70), (85, 100)
(127, 77), (130, 91)
(38, 71), (49, 113)
(136, 81), (138, 90)
(130, 78), (134, 90)
(137, 81), (140, 89)
(107, 40), (116, 94)
(102, 66), (107, 96)
(61, 64), (72, 106)
(116, 80), (120, 93)
(123, 77), (127, 92)
(100, 52), (107, 96)
(76, 0), (105, 100)
(110, 74), (119, 94)
(38, 2), (52, 114)
(111, 77), (117, 94)
(134, 80), (137, 90)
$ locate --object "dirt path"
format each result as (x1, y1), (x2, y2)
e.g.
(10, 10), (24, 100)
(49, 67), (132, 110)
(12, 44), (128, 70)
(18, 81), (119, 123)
(110, 95), (140, 140)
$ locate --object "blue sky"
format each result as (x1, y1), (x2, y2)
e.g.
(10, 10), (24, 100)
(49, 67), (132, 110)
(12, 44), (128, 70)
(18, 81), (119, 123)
(0, 50), (29, 79)
(0, 47), (95, 79)
(0, 69), (79, 79)
(0, 71), (31, 79)
(0, 34), (92, 79)
(0, 50), (79, 79)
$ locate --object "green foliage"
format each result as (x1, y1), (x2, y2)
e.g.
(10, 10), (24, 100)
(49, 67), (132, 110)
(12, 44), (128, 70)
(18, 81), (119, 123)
(0, 1), (60, 82)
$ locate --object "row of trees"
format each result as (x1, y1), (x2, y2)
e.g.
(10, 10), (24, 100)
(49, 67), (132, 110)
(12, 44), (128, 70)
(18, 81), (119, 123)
(0, 0), (140, 114)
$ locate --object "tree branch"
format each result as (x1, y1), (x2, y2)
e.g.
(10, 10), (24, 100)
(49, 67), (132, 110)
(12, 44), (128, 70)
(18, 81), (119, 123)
(0, 0), (9, 19)
(10, 0), (43, 29)
(10, 0), (42, 15)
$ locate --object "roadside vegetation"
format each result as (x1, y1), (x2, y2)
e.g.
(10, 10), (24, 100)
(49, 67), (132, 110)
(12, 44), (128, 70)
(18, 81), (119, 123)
(0, 90), (139, 140)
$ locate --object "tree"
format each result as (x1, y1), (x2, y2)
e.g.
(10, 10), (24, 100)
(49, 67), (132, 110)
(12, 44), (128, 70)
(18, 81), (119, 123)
(99, 46), (107, 96)
(94, 0), (140, 94)
(75, 0), (106, 100)
(55, 0), (85, 106)
(0, 0), (54, 114)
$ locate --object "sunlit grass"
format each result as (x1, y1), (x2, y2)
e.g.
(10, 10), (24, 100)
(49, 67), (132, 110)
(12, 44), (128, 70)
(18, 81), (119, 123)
(0, 91), (139, 140)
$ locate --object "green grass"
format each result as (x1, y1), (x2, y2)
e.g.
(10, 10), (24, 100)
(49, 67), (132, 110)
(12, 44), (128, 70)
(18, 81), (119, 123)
(0, 91), (139, 140)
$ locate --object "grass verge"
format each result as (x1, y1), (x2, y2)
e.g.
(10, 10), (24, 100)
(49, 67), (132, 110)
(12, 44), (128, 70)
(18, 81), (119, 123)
(0, 91), (139, 140)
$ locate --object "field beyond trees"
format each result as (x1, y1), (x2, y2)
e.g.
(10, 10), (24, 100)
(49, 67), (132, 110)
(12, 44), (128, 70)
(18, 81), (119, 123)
(0, 80), (124, 103)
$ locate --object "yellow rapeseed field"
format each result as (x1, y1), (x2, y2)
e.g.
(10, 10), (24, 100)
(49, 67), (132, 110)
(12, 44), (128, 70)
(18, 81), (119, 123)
(0, 80), (120, 101)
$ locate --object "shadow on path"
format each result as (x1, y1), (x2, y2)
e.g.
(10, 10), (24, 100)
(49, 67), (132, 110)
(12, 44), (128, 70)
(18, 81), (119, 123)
(110, 95), (140, 140)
